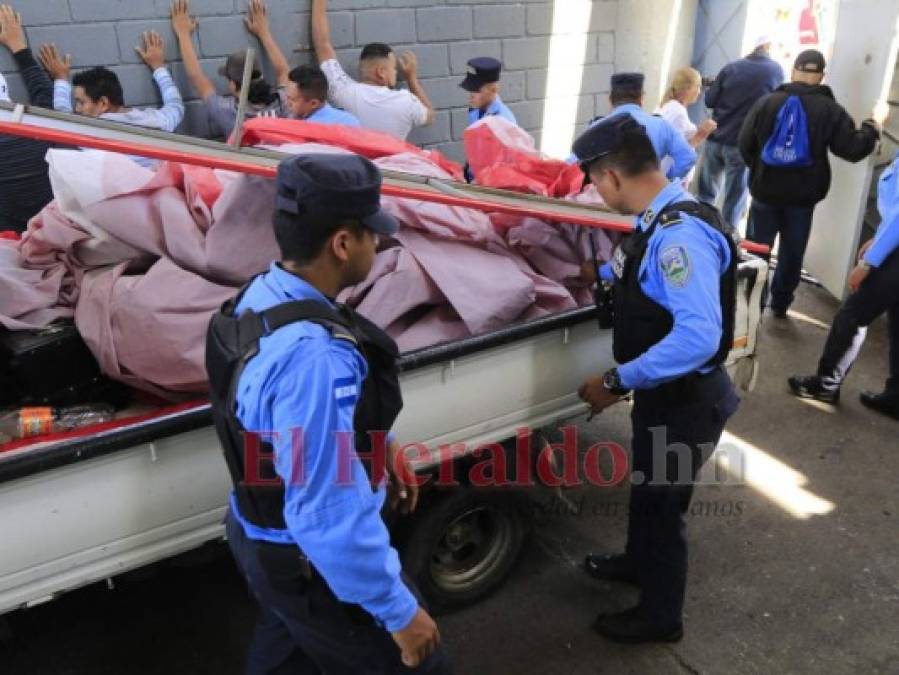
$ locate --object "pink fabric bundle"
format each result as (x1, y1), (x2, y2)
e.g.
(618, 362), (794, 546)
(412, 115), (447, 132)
(1, 128), (617, 395)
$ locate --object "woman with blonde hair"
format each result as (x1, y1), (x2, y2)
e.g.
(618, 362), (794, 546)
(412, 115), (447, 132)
(656, 67), (716, 185)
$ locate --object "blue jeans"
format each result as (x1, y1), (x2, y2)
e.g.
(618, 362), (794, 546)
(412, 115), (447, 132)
(697, 140), (749, 230)
(746, 199), (815, 312)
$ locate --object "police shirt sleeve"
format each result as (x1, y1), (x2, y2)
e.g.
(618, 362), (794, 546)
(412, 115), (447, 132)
(266, 343), (419, 632)
(865, 207), (899, 267)
(617, 223), (725, 389)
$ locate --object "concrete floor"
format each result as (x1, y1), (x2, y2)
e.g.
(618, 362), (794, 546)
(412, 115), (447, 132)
(1, 282), (897, 675)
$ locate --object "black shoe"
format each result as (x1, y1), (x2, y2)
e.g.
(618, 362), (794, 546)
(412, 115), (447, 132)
(788, 375), (840, 404)
(592, 607), (684, 644)
(770, 306), (788, 318)
(583, 554), (639, 585)
(860, 390), (899, 420)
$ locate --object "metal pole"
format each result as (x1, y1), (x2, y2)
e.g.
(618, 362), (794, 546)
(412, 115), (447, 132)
(230, 48), (256, 149)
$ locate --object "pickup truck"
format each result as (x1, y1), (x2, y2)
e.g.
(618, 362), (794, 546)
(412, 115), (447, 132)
(0, 103), (767, 617)
(0, 254), (766, 617)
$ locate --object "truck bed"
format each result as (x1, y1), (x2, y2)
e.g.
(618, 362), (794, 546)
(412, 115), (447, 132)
(0, 258), (766, 615)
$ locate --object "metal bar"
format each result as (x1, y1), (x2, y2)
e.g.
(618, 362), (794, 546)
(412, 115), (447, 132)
(230, 48), (255, 149)
(0, 111), (770, 254)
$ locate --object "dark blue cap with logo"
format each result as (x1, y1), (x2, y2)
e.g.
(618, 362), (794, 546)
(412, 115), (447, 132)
(610, 71), (645, 94)
(571, 112), (648, 167)
(275, 154), (399, 236)
(460, 57), (503, 92)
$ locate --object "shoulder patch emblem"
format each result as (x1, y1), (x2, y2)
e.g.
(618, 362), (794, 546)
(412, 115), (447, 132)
(660, 245), (691, 288)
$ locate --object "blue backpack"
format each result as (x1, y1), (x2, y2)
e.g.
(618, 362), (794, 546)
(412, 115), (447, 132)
(761, 95), (813, 167)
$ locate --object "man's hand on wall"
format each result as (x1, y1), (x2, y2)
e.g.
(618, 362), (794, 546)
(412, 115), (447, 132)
(171, 0), (199, 37)
(38, 43), (71, 81)
(0, 5), (27, 53)
(135, 30), (167, 71)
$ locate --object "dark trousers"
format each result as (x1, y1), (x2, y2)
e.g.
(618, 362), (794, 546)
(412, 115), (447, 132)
(225, 511), (452, 675)
(817, 249), (899, 393)
(625, 368), (740, 626)
(746, 199), (816, 312)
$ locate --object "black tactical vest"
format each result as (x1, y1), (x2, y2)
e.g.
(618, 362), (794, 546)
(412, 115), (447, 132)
(611, 200), (738, 369)
(205, 283), (403, 530)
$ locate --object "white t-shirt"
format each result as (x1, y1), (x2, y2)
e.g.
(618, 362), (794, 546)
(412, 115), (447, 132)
(320, 59), (428, 141)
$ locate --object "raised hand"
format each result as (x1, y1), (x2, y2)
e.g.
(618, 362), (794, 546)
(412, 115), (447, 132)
(171, 0), (199, 37)
(135, 30), (166, 70)
(38, 43), (71, 81)
(0, 5), (27, 53)
(245, 0), (270, 37)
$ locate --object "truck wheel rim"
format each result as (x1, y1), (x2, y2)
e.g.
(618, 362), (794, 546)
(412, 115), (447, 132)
(429, 505), (515, 592)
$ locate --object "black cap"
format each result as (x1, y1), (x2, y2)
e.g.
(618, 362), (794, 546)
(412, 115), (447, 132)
(275, 154), (400, 236)
(219, 51), (262, 84)
(610, 72), (645, 94)
(460, 57), (502, 92)
(794, 49), (825, 73)
(571, 112), (647, 167)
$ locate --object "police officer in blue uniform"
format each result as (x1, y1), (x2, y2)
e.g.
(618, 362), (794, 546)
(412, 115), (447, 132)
(788, 151), (899, 419)
(206, 154), (451, 674)
(567, 73), (696, 182)
(573, 113), (741, 643)
(460, 57), (518, 182)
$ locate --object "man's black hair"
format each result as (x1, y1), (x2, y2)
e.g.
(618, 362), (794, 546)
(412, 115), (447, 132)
(360, 42), (393, 62)
(609, 87), (643, 107)
(273, 211), (365, 265)
(587, 126), (660, 178)
(72, 67), (125, 107)
(288, 65), (329, 102)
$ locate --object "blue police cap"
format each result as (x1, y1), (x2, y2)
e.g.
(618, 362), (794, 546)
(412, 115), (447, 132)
(610, 71), (645, 93)
(275, 154), (399, 236)
(571, 112), (648, 167)
(460, 57), (502, 92)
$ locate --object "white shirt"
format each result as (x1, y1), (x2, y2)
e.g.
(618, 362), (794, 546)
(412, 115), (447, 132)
(655, 99), (698, 186)
(656, 99), (697, 142)
(319, 59), (428, 141)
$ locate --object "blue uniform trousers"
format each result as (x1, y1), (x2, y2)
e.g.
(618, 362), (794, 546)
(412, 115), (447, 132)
(625, 367), (739, 626)
(225, 510), (452, 675)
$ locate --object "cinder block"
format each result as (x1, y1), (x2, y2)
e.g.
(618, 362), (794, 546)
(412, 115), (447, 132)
(450, 106), (470, 141)
(392, 44), (449, 78)
(416, 7), (472, 43)
(500, 70), (525, 102)
(27, 24), (122, 68)
(330, 0), (383, 9)
(334, 48), (362, 79)
(116, 20), (180, 65)
(417, 76), (465, 110)
(429, 140), (464, 164)
(596, 32), (615, 63)
(508, 98), (545, 130)
(196, 15), (254, 58)
(112, 64), (168, 106)
(70, 0), (157, 21)
(526, 4), (553, 36)
(590, 2), (619, 32)
(0, 73), (25, 104)
(502, 37), (550, 71)
(473, 6), (524, 39)
(449, 40), (502, 75)
(406, 109), (451, 145)
(17, 1), (71, 26)
(355, 9), (416, 47)
(530, 62), (613, 98)
(163, 0), (236, 16)
(386, 0), (434, 6)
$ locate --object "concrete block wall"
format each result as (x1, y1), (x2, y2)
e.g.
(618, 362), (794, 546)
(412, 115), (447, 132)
(1, 1), (625, 161)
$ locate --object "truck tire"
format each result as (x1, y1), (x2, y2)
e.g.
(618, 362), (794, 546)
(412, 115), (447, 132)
(400, 488), (533, 613)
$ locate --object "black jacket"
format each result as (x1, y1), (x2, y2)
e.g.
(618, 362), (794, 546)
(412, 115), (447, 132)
(738, 82), (880, 207)
(0, 48), (54, 234)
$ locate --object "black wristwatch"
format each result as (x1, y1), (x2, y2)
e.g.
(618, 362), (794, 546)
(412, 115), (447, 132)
(602, 368), (631, 396)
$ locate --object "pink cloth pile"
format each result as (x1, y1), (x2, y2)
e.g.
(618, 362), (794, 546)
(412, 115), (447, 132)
(0, 123), (618, 396)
